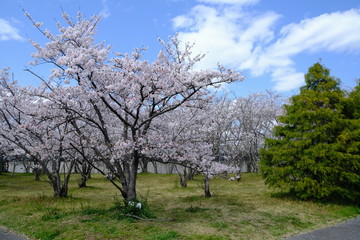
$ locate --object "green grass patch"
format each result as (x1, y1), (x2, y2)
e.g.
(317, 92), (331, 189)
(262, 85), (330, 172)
(41, 208), (67, 221)
(145, 231), (181, 240)
(185, 205), (209, 213)
(0, 172), (358, 240)
(33, 229), (62, 240)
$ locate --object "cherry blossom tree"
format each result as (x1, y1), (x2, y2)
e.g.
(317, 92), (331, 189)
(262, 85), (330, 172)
(25, 12), (243, 202)
(202, 91), (284, 176)
(228, 91), (283, 172)
(0, 68), (76, 197)
(66, 131), (93, 188)
(149, 103), (237, 197)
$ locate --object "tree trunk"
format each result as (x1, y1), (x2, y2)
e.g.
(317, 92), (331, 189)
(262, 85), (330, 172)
(168, 163), (175, 174)
(77, 161), (92, 188)
(53, 183), (69, 198)
(0, 157), (3, 174)
(178, 167), (195, 188)
(78, 175), (87, 188)
(204, 174), (211, 198)
(11, 163), (16, 177)
(33, 168), (41, 181)
(24, 164), (31, 173)
(125, 151), (139, 202)
(188, 168), (196, 180)
(152, 161), (158, 174)
(48, 160), (75, 198)
(179, 174), (188, 187)
(236, 171), (241, 182)
(139, 157), (149, 173)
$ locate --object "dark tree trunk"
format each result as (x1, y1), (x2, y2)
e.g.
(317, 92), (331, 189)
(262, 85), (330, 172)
(78, 175), (87, 188)
(178, 167), (196, 188)
(0, 157), (3, 174)
(24, 165), (31, 173)
(152, 161), (158, 174)
(53, 184), (69, 198)
(179, 174), (188, 187)
(76, 161), (92, 188)
(33, 168), (41, 181)
(187, 168), (196, 180)
(204, 174), (211, 198)
(47, 160), (75, 198)
(139, 157), (149, 173)
(11, 163), (16, 177)
(126, 151), (139, 201)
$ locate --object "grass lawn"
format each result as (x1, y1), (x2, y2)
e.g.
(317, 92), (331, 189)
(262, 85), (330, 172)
(0, 172), (358, 240)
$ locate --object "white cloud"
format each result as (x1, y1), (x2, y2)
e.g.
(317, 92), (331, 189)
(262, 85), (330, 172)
(173, 3), (360, 92)
(276, 9), (360, 54)
(173, 5), (280, 69)
(0, 19), (24, 41)
(196, 0), (259, 5)
(173, 15), (194, 29)
(270, 68), (304, 91)
(100, 0), (111, 18)
(248, 8), (360, 90)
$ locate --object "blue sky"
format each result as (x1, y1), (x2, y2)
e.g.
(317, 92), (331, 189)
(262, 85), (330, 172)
(1, 0), (360, 96)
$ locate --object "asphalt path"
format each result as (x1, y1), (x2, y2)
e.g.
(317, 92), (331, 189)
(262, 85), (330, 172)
(0, 227), (27, 240)
(283, 216), (360, 240)
(0, 216), (359, 239)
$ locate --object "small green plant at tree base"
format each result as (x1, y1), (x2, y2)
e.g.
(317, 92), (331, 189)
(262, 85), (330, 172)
(112, 196), (156, 219)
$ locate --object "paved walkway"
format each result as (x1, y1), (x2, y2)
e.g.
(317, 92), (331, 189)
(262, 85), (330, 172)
(0, 227), (27, 240)
(284, 216), (360, 240)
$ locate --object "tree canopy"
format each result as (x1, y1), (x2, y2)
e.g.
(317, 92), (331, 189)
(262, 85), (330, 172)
(0, 12), (243, 200)
(260, 62), (360, 202)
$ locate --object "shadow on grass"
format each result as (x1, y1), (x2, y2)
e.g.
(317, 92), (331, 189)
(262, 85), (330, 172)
(270, 191), (300, 201)
(271, 191), (360, 207)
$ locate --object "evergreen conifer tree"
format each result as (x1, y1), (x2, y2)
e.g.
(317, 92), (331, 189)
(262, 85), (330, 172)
(260, 63), (360, 202)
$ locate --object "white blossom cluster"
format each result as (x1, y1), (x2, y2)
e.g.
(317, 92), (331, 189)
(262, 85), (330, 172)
(0, 12), (285, 201)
